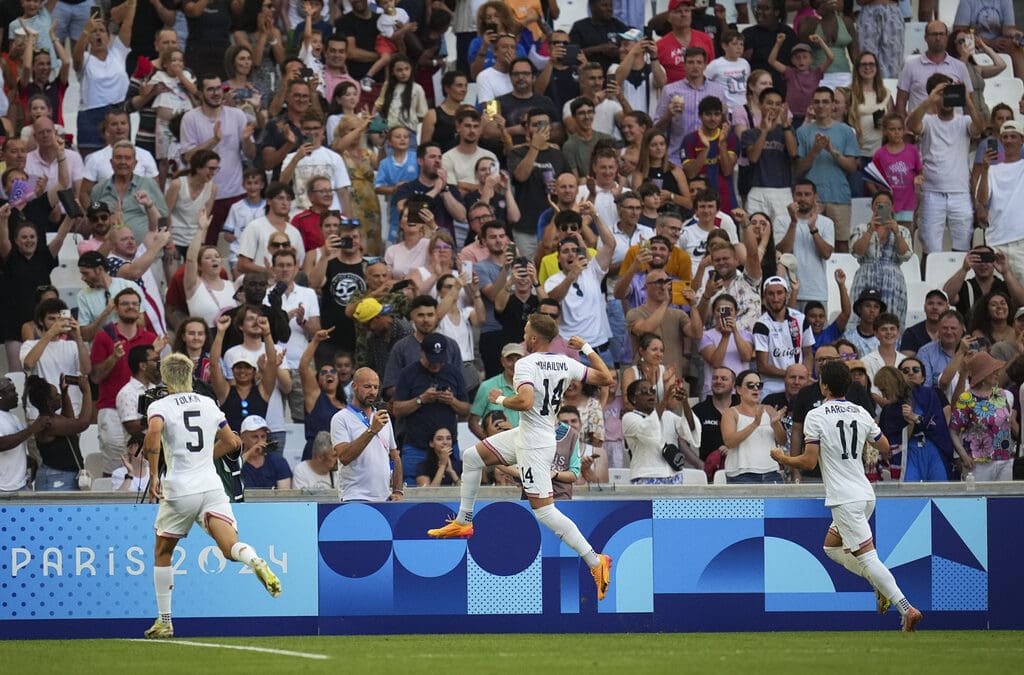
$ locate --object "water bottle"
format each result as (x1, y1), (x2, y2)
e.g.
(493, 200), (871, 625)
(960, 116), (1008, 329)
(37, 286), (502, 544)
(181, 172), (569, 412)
(964, 472), (976, 491)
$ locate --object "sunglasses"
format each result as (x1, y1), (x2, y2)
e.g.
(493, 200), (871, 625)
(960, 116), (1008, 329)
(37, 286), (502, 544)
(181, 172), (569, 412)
(646, 279), (671, 287)
(743, 381), (764, 391)
(268, 241), (289, 248)
(557, 223), (580, 232)
(900, 366), (923, 374)
(319, 368), (338, 376)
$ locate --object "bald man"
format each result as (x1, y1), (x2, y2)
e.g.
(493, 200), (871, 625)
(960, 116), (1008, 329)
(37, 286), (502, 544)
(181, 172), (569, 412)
(761, 362), (808, 450)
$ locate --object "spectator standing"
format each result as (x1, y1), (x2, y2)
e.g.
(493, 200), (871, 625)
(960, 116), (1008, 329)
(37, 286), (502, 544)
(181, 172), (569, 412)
(622, 380), (701, 484)
(654, 46), (728, 167)
(236, 182), (305, 275)
(90, 287), (160, 474)
(870, 114), (922, 232)
(658, 0), (716, 84)
(71, 5), (135, 156)
(681, 97), (738, 210)
(124, 28), (182, 160)
(705, 30), (751, 111)
(694, 227), (762, 332)
(860, 313), (907, 386)
(697, 293), (753, 397)
(536, 30), (581, 114)
(19, 298), (90, 416)
(895, 22), (972, 116)
(943, 246), (1024, 320)
(115, 344), (160, 439)
(381, 294), (463, 398)
(231, 0), (286, 106)
(796, 0), (857, 89)
(0, 375), (37, 491)
(89, 141), (168, 247)
(976, 120), (1024, 283)
(165, 150), (218, 259)
(753, 276), (814, 398)
(625, 267), (702, 377)
(352, 297), (413, 380)
(876, 365), (954, 482)
(693, 365), (739, 464)
(742, 0), (797, 93)
(179, 74), (257, 243)
(182, 0), (233, 78)
(953, 0), (1024, 80)
(26, 374), (92, 490)
(104, 225), (172, 337)
(768, 38), (832, 127)
(394, 142), (467, 243)
(496, 58), (562, 146)
(563, 97), (613, 177)
(266, 247), (321, 422)
(442, 108), (498, 198)
(569, 0), (627, 73)
(855, 0), (903, 79)
(79, 109), (158, 208)
(507, 108), (569, 258)
(916, 310), (965, 391)
(907, 75), (985, 257)
(476, 33), (517, 105)
(331, 367), (403, 502)
(391, 334), (470, 486)
(26, 116), (83, 202)
(280, 112), (354, 215)
(848, 191), (913, 323)
(742, 87), (797, 225)
(795, 87), (859, 252)
(561, 62), (627, 138)
(208, 312), (278, 433)
(778, 179), (834, 308)
(949, 352), (1017, 481)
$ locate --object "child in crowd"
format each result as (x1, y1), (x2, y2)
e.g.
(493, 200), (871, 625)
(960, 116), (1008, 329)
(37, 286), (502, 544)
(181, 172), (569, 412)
(374, 56), (428, 144)
(8, 0), (57, 69)
(290, 0), (331, 49)
(768, 34), (833, 128)
(373, 125), (419, 243)
(222, 168), (267, 274)
(637, 181), (661, 228)
(705, 30), (751, 112)
(871, 114), (923, 232)
(362, 0), (408, 91)
(804, 269), (852, 358)
(298, 1), (325, 98)
(682, 97), (739, 211)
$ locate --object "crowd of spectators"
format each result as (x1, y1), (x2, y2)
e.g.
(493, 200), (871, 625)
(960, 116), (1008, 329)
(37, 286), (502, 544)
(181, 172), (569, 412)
(1, 0), (1024, 498)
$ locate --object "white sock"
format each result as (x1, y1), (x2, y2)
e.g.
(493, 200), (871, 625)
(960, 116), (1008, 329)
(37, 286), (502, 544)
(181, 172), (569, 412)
(857, 549), (909, 616)
(230, 542), (259, 568)
(825, 546), (869, 580)
(533, 504), (601, 568)
(456, 445), (485, 525)
(154, 565), (174, 622)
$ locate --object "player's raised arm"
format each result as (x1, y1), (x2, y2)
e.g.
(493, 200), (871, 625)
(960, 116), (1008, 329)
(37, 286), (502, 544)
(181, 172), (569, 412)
(143, 415), (164, 502)
(567, 335), (614, 386)
(489, 382), (535, 411)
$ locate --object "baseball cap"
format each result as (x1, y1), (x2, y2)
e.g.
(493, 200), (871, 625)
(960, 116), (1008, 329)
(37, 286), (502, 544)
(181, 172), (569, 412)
(231, 353), (259, 369)
(239, 415), (270, 433)
(1000, 120), (1024, 136)
(78, 251), (106, 268)
(847, 359), (866, 372)
(0, 375), (14, 390)
(422, 333), (448, 364)
(87, 201), (111, 217)
(501, 343), (526, 358)
(791, 43), (812, 54)
(668, 0), (693, 9)
(763, 275), (790, 292)
(619, 28), (643, 41)
(353, 297), (392, 324)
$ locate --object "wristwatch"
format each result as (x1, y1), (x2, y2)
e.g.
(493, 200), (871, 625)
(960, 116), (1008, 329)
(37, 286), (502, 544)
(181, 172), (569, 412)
(416, 396), (423, 406)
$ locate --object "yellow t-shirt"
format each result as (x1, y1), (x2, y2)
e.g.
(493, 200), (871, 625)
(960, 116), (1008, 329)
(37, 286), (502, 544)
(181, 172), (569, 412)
(538, 247), (599, 285)
(619, 245), (693, 284)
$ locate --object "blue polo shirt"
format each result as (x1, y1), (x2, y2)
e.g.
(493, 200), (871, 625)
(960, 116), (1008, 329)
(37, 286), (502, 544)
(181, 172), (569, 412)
(394, 361), (468, 449)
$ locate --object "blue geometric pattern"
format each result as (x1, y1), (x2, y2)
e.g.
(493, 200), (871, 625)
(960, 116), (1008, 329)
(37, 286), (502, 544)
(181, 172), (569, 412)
(932, 557), (987, 611)
(467, 552), (542, 615)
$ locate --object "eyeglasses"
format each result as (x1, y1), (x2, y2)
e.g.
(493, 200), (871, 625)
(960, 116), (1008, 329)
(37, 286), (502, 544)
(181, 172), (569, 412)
(619, 204), (642, 211)
(571, 282), (583, 297)
(815, 356), (840, 364)
(433, 242), (453, 250)
(645, 278), (671, 287)
(900, 366), (923, 374)
(859, 62), (877, 68)
(743, 381), (764, 391)
(840, 353), (857, 360)
(557, 223), (580, 232)
(268, 241), (289, 248)
(89, 213), (110, 221)
(319, 368), (338, 376)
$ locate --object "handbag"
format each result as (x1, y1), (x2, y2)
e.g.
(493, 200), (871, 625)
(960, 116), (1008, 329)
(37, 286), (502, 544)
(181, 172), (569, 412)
(662, 443), (686, 472)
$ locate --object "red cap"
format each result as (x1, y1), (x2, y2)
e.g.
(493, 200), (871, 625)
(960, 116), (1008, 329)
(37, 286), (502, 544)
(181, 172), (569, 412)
(669, 0), (694, 9)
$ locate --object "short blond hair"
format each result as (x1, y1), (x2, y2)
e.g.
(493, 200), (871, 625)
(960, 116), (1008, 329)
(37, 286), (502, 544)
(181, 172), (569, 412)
(160, 353), (194, 394)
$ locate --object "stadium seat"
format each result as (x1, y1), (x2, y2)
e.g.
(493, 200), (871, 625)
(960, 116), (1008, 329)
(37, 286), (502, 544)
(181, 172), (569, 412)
(904, 22), (926, 56)
(712, 470), (727, 485)
(993, 53), (1014, 82)
(901, 254), (922, 284)
(57, 286), (79, 310)
(84, 452), (104, 478)
(90, 477), (114, 492)
(924, 251), (966, 288)
(80, 425), (99, 457)
(828, 252), (859, 281)
(905, 280), (932, 316)
(882, 79), (899, 103)
(905, 308), (926, 327)
(681, 468), (708, 485)
(608, 468), (630, 485)
(283, 423), (304, 469)
(983, 78), (1024, 115)
(937, 0), (957, 27)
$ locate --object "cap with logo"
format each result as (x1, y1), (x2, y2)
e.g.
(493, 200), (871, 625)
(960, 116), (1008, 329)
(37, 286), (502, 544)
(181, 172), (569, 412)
(422, 333), (448, 364)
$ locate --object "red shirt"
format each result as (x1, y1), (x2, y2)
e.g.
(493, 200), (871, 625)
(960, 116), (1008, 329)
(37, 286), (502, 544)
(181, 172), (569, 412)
(291, 209), (326, 252)
(657, 30), (717, 84)
(90, 325), (157, 409)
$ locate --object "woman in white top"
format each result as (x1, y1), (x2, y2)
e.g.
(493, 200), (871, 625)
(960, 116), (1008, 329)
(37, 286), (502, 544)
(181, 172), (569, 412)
(408, 230), (458, 296)
(72, 3), (135, 153)
(184, 210), (237, 327)
(623, 379), (699, 485)
(384, 203), (432, 280)
(165, 149), (219, 259)
(720, 369), (787, 484)
(435, 272), (484, 394)
(621, 333), (676, 411)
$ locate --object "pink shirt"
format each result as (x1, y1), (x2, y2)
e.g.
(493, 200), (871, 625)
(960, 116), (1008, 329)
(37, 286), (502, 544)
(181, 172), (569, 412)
(871, 143), (923, 213)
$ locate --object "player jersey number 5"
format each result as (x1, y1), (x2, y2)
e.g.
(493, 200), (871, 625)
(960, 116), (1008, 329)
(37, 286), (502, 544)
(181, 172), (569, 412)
(183, 410), (204, 453)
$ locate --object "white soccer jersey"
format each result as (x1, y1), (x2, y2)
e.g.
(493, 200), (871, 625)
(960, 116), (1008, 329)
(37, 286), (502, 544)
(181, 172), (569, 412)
(803, 399), (880, 507)
(514, 352), (589, 450)
(753, 309), (815, 397)
(148, 393), (228, 500)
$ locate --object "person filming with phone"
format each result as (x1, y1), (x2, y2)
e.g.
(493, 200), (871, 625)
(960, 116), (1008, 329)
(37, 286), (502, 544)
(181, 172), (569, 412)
(239, 415), (293, 490)
(943, 245), (1024, 320)
(975, 120), (1024, 284)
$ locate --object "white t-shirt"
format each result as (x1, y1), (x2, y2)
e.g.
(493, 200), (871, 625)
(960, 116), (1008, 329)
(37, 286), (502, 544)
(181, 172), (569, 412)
(19, 338), (83, 417)
(986, 159), (1024, 247)
(222, 197), (266, 264)
(438, 307), (475, 362)
(562, 97), (623, 138)
(376, 7), (409, 38)
(678, 218), (739, 278)
(262, 284), (320, 369)
(920, 114), (973, 194)
(704, 56), (751, 111)
(147, 392), (227, 499)
(116, 376), (149, 428)
(544, 256), (612, 346)
(476, 67), (512, 104)
(803, 398), (881, 506)
(292, 460), (335, 489)
(330, 406), (396, 502)
(281, 146), (352, 211)
(0, 409), (28, 491)
(237, 216), (306, 269)
(79, 37), (130, 110)
(442, 146), (498, 188)
(83, 145), (159, 183)
(752, 309), (815, 397)
(790, 215), (835, 303)
(513, 352), (589, 450)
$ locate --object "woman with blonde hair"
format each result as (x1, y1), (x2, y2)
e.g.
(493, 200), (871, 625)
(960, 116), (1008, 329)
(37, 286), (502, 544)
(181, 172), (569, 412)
(333, 115), (382, 255)
(875, 365), (954, 482)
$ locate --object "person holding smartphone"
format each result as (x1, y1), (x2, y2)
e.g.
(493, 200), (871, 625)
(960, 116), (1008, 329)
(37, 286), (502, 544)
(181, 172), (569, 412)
(848, 190), (914, 325)
(942, 245), (1024, 321)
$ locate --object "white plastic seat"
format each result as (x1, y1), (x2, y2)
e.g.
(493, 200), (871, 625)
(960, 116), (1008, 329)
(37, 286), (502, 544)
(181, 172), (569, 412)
(905, 308), (926, 327)
(681, 468), (708, 485)
(983, 78), (1024, 115)
(79, 425), (99, 457)
(924, 251), (967, 288)
(904, 22), (926, 57)
(904, 280), (933, 317)
(90, 477), (114, 492)
(901, 254), (922, 284)
(608, 468), (630, 485)
(712, 470), (728, 485)
(84, 451), (104, 478)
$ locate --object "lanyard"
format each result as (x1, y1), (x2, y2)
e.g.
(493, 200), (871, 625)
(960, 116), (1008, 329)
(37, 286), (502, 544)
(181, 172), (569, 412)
(348, 404), (390, 452)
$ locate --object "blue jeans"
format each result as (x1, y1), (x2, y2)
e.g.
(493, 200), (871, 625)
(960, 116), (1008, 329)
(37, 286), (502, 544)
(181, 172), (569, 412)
(728, 471), (784, 484)
(51, 1), (92, 41)
(606, 298), (630, 367)
(35, 465), (79, 491)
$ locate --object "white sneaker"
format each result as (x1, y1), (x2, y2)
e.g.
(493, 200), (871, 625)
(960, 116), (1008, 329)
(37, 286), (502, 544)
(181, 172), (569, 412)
(144, 619), (173, 638)
(253, 558), (282, 598)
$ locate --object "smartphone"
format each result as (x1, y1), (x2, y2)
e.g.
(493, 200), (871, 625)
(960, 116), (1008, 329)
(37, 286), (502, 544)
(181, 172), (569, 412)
(461, 260), (474, 281)
(89, 6), (101, 19)
(299, 66), (314, 79)
(872, 108), (885, 129)
(969, 337), (988, 353)
(339, 236), (354, 249)
(987, 138), (998, 153)
(57, 189), (83, 218)
(60, 308), (72, 331)
(300, 134), (312, 146)
(483, 21), (497, 33)
(977, 250), (996, 263)
(64, 375), (80, 386)
(484, 99), (500, 119)
(506, 242), (516, 258)
(562, 44), (581, 65)
(643, 26), (653, 41)
(264, 439), (280, 453)
(876, 202), (891, 222)
(157, 216), (170, 231)
(942, 83), (966, 108)
(670, 280), (691, 306)
(391, 278), (413, 292)
(718, 305), (732, 318)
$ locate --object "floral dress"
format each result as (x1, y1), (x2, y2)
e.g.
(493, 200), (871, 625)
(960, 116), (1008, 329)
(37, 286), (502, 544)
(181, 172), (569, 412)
(949, 388), (1015, 462)
(342, 148), (382, 255)
(849, 222), (913, 322)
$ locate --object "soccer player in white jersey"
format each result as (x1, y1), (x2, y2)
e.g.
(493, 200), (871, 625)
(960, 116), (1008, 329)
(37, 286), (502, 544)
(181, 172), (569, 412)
(142, 353), (282, 639)
(772, 360), (923, 632)
(427, 313), (616, 598)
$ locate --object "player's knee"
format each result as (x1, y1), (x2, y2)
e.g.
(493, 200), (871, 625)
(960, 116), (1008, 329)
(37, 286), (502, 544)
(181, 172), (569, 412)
(463, 445), (485, 470)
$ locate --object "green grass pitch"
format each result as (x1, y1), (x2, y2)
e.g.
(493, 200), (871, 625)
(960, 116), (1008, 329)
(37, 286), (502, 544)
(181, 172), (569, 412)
(4, 632), (1023, 674)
